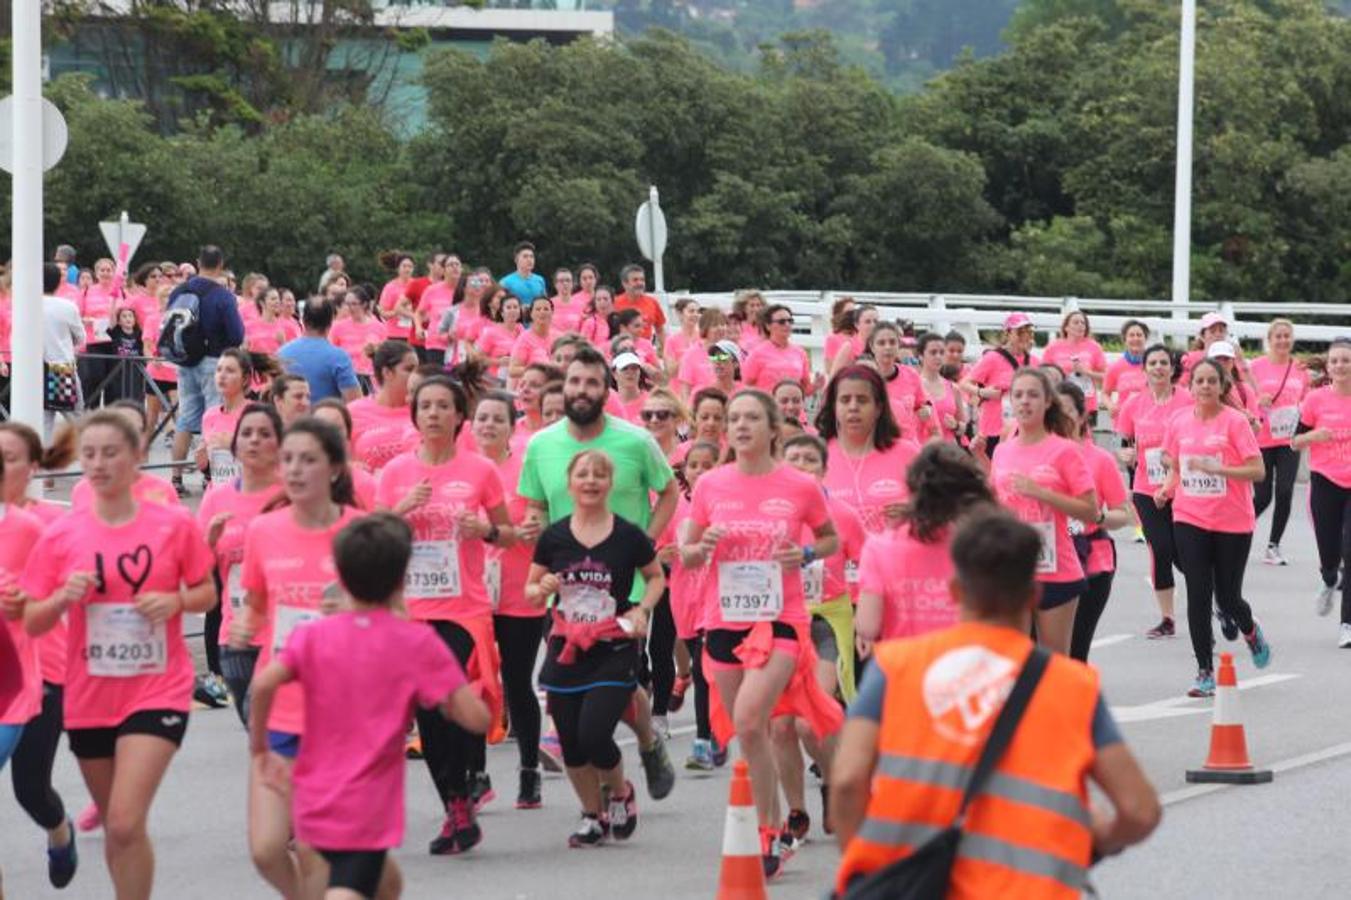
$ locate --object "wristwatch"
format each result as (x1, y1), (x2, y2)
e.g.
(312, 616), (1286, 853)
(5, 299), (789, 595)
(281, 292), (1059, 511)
(801, 545), (817, 566)
(484, 524), (501, 544)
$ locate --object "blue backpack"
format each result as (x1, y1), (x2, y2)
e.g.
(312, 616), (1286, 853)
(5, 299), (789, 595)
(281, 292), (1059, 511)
(156, 289), (207, 366)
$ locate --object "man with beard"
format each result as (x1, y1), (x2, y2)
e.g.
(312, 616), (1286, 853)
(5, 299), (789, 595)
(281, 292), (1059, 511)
(519, 344), (680, 801)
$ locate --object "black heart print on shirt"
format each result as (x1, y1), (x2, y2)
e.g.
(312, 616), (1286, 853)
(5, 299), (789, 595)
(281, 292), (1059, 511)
(117, 545), (154, 594)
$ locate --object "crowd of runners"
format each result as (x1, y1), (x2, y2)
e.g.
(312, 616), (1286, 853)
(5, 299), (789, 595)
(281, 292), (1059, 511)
(0, 240), (1347, 899)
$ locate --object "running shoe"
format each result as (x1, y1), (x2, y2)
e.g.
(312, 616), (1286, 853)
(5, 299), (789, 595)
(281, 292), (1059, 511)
(1263, 544), (1289, 566)
(539, 733), (564, 773)
(607, 780), (638, 841)
(1339, 624), (1351, 649)
(428, 808), (456, 855)
(451, 796), (482, 854)
(711, 737), (729, 768)
(759, 825), (784, 880)
(668, 674), (692, 713)
(1217, 609), (1239, 642)
(47, 819), (77, 888)
(405, 731), (423, 760)
(1317, 582), (1337, 618)
(568, 814), (606, 848)
(193, 674), (228, 709)
(469, 771), (495, 813)
(1244, 621), (1272, 669)
(651, 714), (670, 740)
(820, 784), (834, 835)
(1145, 617), (1175, 639)
(75, 802), (100, 833)
(785, 808), (810, 843)
(1187, 669), (1216, 698)
(639, 734), (676, 800)
(1132, 526), (1145, 544)
(685, 738), (715, 771)
(516, 767), (542, 810)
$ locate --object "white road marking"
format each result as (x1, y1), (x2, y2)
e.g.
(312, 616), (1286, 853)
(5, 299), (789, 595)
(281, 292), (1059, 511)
(1111, 673), (1301, 724)
(1162, 741), (1351, 806)
(1090, 633), (1133, 650)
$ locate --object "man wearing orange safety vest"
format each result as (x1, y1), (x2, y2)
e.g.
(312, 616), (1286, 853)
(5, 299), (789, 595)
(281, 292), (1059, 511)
(831, 510), (1161, 898)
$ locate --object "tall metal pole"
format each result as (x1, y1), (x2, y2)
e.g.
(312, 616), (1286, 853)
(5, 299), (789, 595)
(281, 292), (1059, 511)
(1170, 0), (1196, 324)
(649, 185), (664, 295)
(11, 0), (45, 430)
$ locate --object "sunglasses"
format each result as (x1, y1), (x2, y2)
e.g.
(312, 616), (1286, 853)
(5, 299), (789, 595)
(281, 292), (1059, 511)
(770, 317), (793, 325)
(640, 409), (674, 423)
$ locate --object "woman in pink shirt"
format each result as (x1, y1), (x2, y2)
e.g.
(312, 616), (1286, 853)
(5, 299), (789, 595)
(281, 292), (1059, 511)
(743, 303), (819, 396)
(310, 400), (378, 511)
(855, 441), (994, 652)
(231, 418), (362, 898)
(829, 305), (878, 377)
(419, 255), (462, 368)
(1158, 358), (1270, 697)
(244, 287), (301, 356)
(680, 391), (838, 877)
(663, 297), (702, 378)
(915, 332), (967, 443)
(347, 341), (419, 474)
(194, 349), (252, 486)
(1250, 318), (1308, 566)
(1294, 339), (1351, 641)
(21, 411), (215, 900)
(477, 291), (524, 381)
(674, 308), (730, 400)
(640, 388), (688, 461)
(70, 401), (184, 509)
(1103, 319), (1151, 429)
(509, 295), (562, 384)
(330, 286), (387, 391)
(78, 257), (127, 409)
(450, 268), (492, 366)
(989, 368), (1098, 656)
(550, 267), (585, 333)
(866, 322), (925, 440)
(1041, 310), (1107, 413)
(961, 312), (1038, 455)
(198, 403), (283, 723)
(377, 377), (513, 852)
(1056, 382), (1132, 662)
(1116, 344), (1192, 638)
(816, 365), (922, 536)
(732, 291), (768, 354)
(772, 380), (814, 437)
(671, 387), (728, 468)
(825, 298), (863, 377)
(377, 252), (418, 342)
(605, 352), (650, 425)
(578, 284), (615, 349)
(473, 391), (548, 807)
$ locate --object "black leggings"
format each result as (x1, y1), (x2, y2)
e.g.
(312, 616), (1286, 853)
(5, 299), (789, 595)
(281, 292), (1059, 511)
(1254, 445), (1299, 546)
(648, 590), (677, 716)
(684, 636), (712, 741)
(203, 597), (222, 677)
(493, 614), (545, 770)
(1173, 522), (1255, 670)
(417, 620), (482, 803)
(11, 681), (66, 830)
(1309, 472), (1351, 623)
(549, 686), (631, 770)
(1133, 493), (1180, 593)
(220, 646), (259, 727)
(1070, 569), (1115, 663)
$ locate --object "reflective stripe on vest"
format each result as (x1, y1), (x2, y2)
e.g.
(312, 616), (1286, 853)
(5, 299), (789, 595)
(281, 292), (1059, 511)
(875, 752), (1091, 829)
(856, 818), (1087, 892)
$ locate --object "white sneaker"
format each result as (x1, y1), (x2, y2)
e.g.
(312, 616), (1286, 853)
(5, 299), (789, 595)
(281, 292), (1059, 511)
(651, 715), (670, 740)
(1263, 544), (1289, 566)
(1317, 583), (1336, 618)
(1339, 623), (1351, 649)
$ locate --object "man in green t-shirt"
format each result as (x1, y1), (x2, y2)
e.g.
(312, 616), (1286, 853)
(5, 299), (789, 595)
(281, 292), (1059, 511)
(517, 346), (679, 802)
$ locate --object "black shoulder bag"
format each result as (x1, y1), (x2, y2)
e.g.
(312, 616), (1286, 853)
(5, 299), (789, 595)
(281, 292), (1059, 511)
(841, 646), (1051, 900)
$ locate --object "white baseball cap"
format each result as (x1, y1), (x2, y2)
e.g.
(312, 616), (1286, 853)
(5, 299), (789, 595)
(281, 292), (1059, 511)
(611, 352), (643, 370)
(1207, 340), (1236, 359)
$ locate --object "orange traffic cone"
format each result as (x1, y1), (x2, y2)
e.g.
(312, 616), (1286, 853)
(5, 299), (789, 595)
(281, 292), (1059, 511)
(1185, 653), (1273, 784)
(717, 759), (767, 900)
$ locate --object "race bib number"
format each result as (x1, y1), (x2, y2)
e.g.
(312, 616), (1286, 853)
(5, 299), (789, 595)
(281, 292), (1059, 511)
(225, 565), (245, 610)
(1268, 406), (1299, 441)
(1180, 456), (1226, 498)
(86, 604), (167, 677)
(804, 560), (825, 605)
(209, 449), (241, 484)
(1144, 447), (1167, 485)
(718, 561), (785, 623)
(273, 603), (320, 655)
(406, 540), (460, 600)
(486, 558), (501, 611)
(557, 582), (616, 625)
(1033, 520), (1057, 574)
(845, 560), (860, 585)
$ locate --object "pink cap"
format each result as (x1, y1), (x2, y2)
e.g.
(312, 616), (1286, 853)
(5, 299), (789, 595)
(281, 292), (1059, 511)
(1004, 312), (1033, 331)
(1198, 312), (1227, 331)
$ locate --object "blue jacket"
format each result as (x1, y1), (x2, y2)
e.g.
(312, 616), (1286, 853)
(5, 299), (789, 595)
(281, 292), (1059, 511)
(172, 275), (244, 357)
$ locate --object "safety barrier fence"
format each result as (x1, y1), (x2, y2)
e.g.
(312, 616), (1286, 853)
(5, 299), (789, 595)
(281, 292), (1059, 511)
(0, 353), (177, 438)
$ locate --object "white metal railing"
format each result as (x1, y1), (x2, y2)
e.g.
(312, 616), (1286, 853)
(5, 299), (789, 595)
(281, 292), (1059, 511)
(676, 291), (1351, 370)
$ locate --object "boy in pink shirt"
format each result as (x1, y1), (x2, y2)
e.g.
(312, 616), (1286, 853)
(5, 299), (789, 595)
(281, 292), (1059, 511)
(250, 513), (490, 900)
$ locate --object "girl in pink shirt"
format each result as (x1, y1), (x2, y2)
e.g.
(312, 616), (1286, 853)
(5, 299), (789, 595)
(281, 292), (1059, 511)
(961, 317), (1038, 452)
(817, 365), (922, 536)
(674, 308), (729, 400)
(20, 411), (214, 900)
(1104, 319), (1152, 427)
(773, 380), (817, 438)
(347, 341), (419, 474)
(195, 349), (251, 485)
(508, 295), (562, 384)
(606, 353), (650, 425)
(0, 503), (46, 779)
(671, 387), (729, 468)
(244, 287), (301, 355)
(473, 392), (549, 805)
(664, 297), (701, 378)
(1250, 318), (1308, 564)
(309, 400), (378, 511)
(70, 401), (183, 510)
(681, 391), (839, 872)
(419, 258), (461, 367)
(1115, 344), (1192, 638)
(1056, 382), (1132, 662)
(477, 291), (523, 381)
(1041, 310), (1108, 412)
(855, 442), (994, 650)
(1294, 339), (1351, 639)
(550, 268), (585, 333)
(1158, 358), (1270, 696)
(915, 332), (967, 443)
(378, 253), (418, 342)
(197, 403), (283, 723)
(377, 377), (514, 851)
(451, 269), (492, 365)
(577, 285), (614, 349)
(989, 368), (1098, 656)
(828, 305), (875, 377)
(330, 287), (388, 385)
(232, 418), (363, 899)
(248, 514), (490, 900)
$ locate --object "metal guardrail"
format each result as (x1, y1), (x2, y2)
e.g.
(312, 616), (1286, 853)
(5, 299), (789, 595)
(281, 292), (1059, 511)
(0, 353), (178, 436)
